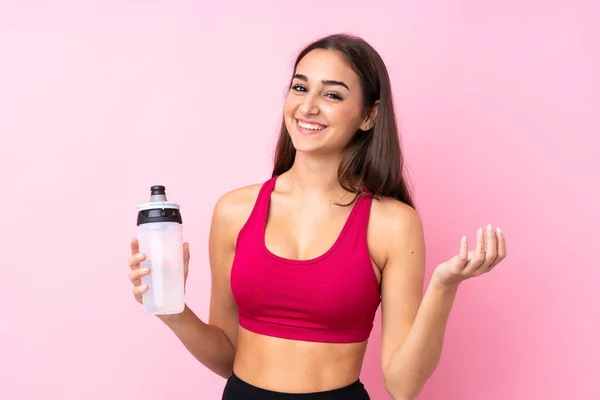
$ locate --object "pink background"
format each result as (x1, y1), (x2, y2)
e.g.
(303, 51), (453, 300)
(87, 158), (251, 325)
(1, 1), (598, 399)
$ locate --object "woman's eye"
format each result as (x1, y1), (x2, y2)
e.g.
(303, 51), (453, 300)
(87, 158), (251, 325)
(290, 85), (342, 100)
(326, 93), (343, 100)
(291, 84), (306, 92)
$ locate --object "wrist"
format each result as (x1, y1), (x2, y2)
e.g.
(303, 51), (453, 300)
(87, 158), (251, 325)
(431, 271), (461, 294)
(156, 304), (189, 325)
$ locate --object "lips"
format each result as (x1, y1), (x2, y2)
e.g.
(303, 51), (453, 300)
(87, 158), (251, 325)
(295, 119), (328, 134)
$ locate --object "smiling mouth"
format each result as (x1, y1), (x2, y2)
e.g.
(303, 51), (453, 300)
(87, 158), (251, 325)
(296, 119), (328, 133)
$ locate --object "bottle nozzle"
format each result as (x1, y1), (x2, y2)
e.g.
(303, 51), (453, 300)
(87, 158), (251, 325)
(149, 185), (168, 202)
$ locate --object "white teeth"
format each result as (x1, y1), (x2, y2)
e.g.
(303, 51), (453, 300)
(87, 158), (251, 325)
(298, 120), (326, 131)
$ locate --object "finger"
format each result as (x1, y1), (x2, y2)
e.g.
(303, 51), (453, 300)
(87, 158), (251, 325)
(130, 237), (139, 256)
(128, 252), (145, 270)
(457, 235), (469, 268)
(129, 266), (150, 284)
(464, 227), (486, 274)
(183, 242), (190, 265)
(490, 227), (506, 268)
(133, 284), (149, 299)
(480, 224), (498, 271)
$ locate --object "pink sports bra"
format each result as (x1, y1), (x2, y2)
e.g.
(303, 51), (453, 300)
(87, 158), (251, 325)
(230, 176), (381, 343)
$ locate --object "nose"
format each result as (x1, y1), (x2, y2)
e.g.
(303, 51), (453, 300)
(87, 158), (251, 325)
(298, 92), (320, 116)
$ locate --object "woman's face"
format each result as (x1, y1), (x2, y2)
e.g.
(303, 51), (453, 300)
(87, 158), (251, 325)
(283, 49), (374, 155)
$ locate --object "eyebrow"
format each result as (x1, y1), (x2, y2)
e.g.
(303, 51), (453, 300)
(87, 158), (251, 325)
(293, 74), (350, 91)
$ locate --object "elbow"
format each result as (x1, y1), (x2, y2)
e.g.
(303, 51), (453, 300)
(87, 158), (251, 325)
(209, 345), (236, 380)
(217, 365), (234, 380)
(211, 357), (235, 380)
(383, 372), (422, 400)
(385, 386), (421, 400)
(219, 352), (237, 379)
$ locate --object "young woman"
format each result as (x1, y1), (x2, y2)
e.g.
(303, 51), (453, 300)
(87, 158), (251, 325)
(127, 33), (507, 400)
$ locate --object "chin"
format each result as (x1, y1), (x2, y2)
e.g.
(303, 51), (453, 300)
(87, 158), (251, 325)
(289, 134), (347, 156)
(289, 135), (325, 154)
(287, 124), (323, 152)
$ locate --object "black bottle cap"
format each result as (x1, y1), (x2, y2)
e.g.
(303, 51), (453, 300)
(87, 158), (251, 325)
(136, 185), (182, 226)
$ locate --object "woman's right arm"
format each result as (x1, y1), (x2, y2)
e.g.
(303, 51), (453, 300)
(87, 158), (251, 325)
(153, 188), (257, 378)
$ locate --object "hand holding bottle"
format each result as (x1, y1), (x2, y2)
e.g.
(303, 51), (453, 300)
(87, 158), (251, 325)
(128, 238), (190, 305)
(130, 185), (187, 315)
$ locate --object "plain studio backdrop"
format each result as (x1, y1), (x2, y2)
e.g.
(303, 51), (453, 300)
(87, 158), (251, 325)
(0, 1), (598, 399)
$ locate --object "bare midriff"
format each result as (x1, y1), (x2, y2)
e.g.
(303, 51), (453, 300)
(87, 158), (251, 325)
(232, 326), (369, 393)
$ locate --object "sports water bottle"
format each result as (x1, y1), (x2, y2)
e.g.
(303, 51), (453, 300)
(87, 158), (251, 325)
(137, 185), (185, 315)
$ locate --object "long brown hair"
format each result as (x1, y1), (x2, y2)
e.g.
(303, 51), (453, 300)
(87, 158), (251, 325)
(272, 33), (415, 209)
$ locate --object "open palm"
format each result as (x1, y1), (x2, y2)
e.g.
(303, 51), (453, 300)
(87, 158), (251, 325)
(433, 225), (507, 289)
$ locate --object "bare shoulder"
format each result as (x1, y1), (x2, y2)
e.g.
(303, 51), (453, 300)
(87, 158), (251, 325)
(211, 183), (264, 243)
(215, 183), (262, 217)
(370, 196), (423, 234)
(368, 196), (425, 269)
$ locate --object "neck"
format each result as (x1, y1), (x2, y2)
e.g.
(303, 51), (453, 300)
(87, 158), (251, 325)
(285, 151), (346, 201)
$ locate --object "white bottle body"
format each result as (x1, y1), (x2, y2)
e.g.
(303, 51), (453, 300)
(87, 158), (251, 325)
(138, 221), (185, 314)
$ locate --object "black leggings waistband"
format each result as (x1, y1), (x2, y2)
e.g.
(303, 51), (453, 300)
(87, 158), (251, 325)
(221, 372), (370, 400)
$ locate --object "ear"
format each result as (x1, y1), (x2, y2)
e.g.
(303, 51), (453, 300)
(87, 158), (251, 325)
(359, 100), (380, 131)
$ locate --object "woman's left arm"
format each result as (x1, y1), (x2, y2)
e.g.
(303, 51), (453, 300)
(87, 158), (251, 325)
(377, 204), (507, 400)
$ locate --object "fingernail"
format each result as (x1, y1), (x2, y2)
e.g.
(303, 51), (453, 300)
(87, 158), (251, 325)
(461, 236), (467, 242)
(487, 224), (493, 231)
(137, 253), (144, 259)
(143, 268), (150, 273)
(478, 228), (483, 236)
(496, 226), (502, 233)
